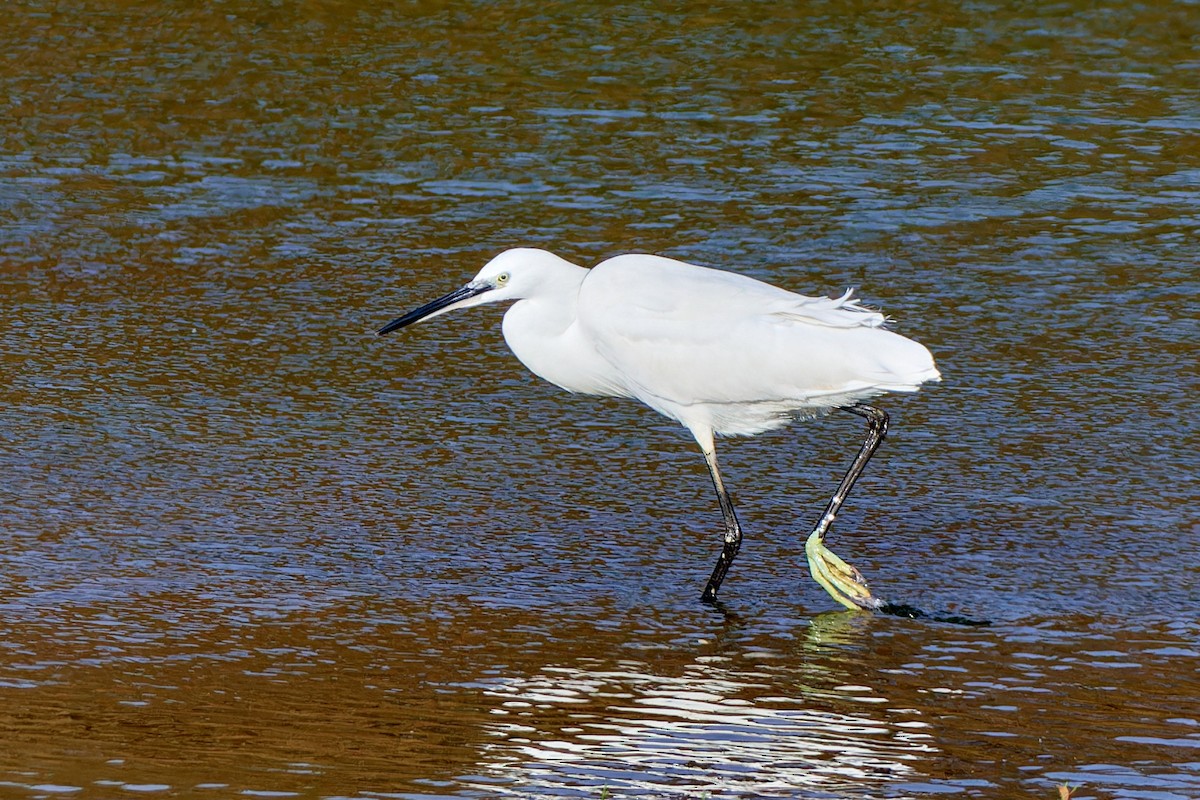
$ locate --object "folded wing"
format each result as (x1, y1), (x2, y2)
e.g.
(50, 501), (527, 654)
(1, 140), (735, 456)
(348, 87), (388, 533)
(577, 255), (939, 434)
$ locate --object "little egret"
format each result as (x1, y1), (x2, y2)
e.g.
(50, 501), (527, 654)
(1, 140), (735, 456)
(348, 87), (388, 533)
(376, 248), (940, 610)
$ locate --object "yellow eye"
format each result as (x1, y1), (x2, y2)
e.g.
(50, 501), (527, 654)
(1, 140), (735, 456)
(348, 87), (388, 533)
(496, 272), (510, 285)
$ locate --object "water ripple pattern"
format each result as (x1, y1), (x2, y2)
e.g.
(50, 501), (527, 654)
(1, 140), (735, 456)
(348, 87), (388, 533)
(1, 1), (1198, 799)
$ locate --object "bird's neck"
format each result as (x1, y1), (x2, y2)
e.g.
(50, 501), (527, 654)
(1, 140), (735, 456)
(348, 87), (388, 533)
(505, 264), (588, 336)
(501, 265), (624, 396)
(509, 298), (574, 338)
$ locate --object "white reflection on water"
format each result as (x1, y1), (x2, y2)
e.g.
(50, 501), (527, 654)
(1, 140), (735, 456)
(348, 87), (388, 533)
(465, 658), (936, 797)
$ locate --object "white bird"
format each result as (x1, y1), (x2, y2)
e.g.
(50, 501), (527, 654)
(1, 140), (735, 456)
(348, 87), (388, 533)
(377, 248), (940, 610)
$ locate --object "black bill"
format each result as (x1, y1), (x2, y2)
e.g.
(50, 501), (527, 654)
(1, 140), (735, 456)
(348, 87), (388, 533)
(376, 282), (492, 336)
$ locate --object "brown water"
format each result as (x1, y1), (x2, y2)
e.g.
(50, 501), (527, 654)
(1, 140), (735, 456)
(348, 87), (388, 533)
(2, 2), (1199, 798)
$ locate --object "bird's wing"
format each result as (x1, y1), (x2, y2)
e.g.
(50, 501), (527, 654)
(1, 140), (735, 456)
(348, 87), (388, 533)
(577, 255), (926, 411)
(583, 254), (884, 327)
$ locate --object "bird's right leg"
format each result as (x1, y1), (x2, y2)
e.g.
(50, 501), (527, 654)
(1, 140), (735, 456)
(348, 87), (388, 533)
(700, 443), (742, 604)
(804, 405), (888, 611)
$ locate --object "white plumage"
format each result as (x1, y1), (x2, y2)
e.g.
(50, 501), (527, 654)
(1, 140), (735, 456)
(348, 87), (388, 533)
(378, 247), (940, 610)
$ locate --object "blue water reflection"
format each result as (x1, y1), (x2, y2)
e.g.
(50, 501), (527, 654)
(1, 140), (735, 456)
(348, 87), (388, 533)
(2, 0), (1199, 798)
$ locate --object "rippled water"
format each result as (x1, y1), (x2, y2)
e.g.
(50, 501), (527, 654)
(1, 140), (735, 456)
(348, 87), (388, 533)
(2, 1), (1198, 798)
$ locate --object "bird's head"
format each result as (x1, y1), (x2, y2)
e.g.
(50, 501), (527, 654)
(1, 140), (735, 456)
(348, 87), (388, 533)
(376, 248), (576, 335)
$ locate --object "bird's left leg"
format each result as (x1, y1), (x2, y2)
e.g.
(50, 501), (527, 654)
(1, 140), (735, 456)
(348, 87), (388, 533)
(700, 443), (742, 604)
(804, 405), (888, 611)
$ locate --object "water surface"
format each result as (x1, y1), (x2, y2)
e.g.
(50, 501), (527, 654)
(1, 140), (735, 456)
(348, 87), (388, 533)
(2, 1), (1198, 798)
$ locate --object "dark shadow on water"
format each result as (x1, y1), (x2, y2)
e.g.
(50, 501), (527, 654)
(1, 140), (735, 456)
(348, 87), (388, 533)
(704, 594), (990, 627)
(879, 601), (992, 627)
(700, 596), (742, 623)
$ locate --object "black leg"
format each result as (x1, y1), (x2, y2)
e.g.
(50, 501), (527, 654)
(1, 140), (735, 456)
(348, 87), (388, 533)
(701, 406), (888, 606)
(700, 445), (741, 604)
(811, 404), (889, 545)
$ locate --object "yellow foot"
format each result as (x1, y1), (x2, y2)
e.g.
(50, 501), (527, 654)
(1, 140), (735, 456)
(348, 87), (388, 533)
(804, 531), (883, 611)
